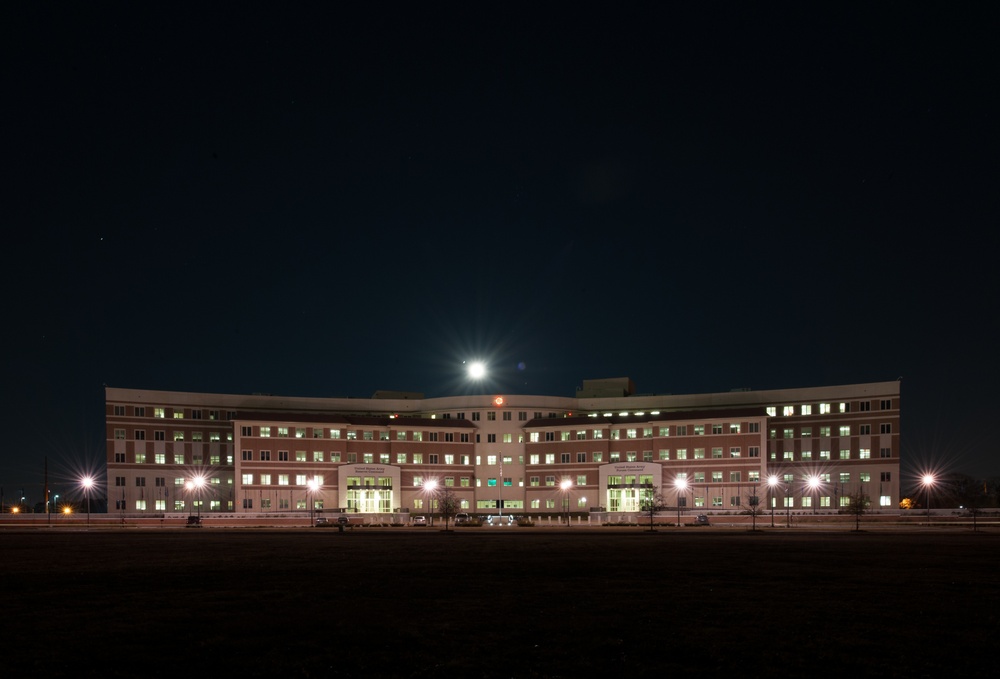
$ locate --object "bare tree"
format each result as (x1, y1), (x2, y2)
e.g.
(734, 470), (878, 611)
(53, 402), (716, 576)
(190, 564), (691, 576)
(640, 487), (666, 532)
(843, 488), (870, 531)
(955, 478), (988, 532)
(437, 488), (462, 531)
(742, 485), (766, 531)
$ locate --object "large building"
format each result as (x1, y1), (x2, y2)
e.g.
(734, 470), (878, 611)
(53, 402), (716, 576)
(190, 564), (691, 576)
(104, 378), (901, 520)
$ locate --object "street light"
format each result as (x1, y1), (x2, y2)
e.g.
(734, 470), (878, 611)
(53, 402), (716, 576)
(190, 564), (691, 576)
(466, 361), (487, 380)
(560, 479), (572, 526)
(922, 474), (935, 523)
(767, 475), (779, 528)
(307, 478), (320, 527)
(187, 476), (206, 519)
(424, 479), (438, 527)
(674, 477), (689, 527)
(807, 475), (821, 515)
(81, 476), (94, 527)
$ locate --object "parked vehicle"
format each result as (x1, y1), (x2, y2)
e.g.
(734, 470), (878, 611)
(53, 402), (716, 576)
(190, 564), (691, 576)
(412, 515), (427, 525)
(455, 513), (471, 525)
(694, 514), (710, 525)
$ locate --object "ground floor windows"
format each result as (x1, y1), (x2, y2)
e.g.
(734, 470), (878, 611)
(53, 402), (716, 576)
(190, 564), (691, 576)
(607, 488), (641, 512)
(347, 489), (393, 513)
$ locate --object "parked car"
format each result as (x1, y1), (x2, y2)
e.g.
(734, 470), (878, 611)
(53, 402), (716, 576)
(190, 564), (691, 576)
(454, 513), (471, 525)
(315, 517), (330, 526)
(186, 515), (202, 526)
(336, 515), (351, 525)
(694, 514), (710, 525)
(412, 515), (427, 525)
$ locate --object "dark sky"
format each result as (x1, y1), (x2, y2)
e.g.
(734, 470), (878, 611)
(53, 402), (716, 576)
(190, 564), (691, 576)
(3, 2), (998, 499)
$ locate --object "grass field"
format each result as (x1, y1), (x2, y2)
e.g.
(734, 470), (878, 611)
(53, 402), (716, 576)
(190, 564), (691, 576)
(3, 528), (998, 678)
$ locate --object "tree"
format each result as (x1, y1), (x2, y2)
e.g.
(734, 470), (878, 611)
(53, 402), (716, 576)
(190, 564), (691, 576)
(742, 486), (766, 531)
(843, 489), (870, 531)
(437, 488), (462, 531)
(955, 478), (989, 532)
(639, 487), (665, 532)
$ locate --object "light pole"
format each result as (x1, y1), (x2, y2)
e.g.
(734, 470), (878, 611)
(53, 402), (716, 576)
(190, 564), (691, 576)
(560, 479), (572, 526)
(785, 484), (791, 527)
(807, 475), (821, 515)
(307, 478), (320, 527)
(187, 475), (206, 520)
(767, 475), (778, 528)
(674, 477), (688, 527)
(424, 479), (438, 527)
(922, 474), (935, 524)
(81, 476), (94, 527)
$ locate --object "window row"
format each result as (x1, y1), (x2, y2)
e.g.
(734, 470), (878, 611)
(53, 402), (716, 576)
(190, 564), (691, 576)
(113, 452), (234, 465)
(112, 405), (237, 420)
(771, 424), (893, 438)
(770, 448), (892, 461)
(238, 425), (477, 442)
(527, 422), (760, 442)
(115, 429), (230, 442)
(767, 399), (893, 417)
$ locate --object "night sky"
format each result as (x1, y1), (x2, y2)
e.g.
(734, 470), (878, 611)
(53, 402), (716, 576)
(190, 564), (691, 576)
(3, 2), (998, 500)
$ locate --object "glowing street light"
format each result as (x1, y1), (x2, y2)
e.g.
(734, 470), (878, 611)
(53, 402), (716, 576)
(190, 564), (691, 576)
(674, 477), (689, 527)
(81, 476), (94, 527)
(767, 475), (779, 528)
(807, 475), (821, 514)
(466, 361), (487, 380)
(307, 478), (320, 527)
(186, 476), (207, 519)
(560, 479), (572, 526)
(922, 474), (935, 523)
(424, 479), (438, 527)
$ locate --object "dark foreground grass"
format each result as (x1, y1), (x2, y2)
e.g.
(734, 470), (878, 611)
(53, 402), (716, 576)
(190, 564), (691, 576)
(2, 529), (998, 678)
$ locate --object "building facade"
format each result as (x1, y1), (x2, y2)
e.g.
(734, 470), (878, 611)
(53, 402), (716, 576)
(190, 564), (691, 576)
(104, 379), (901, 519)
